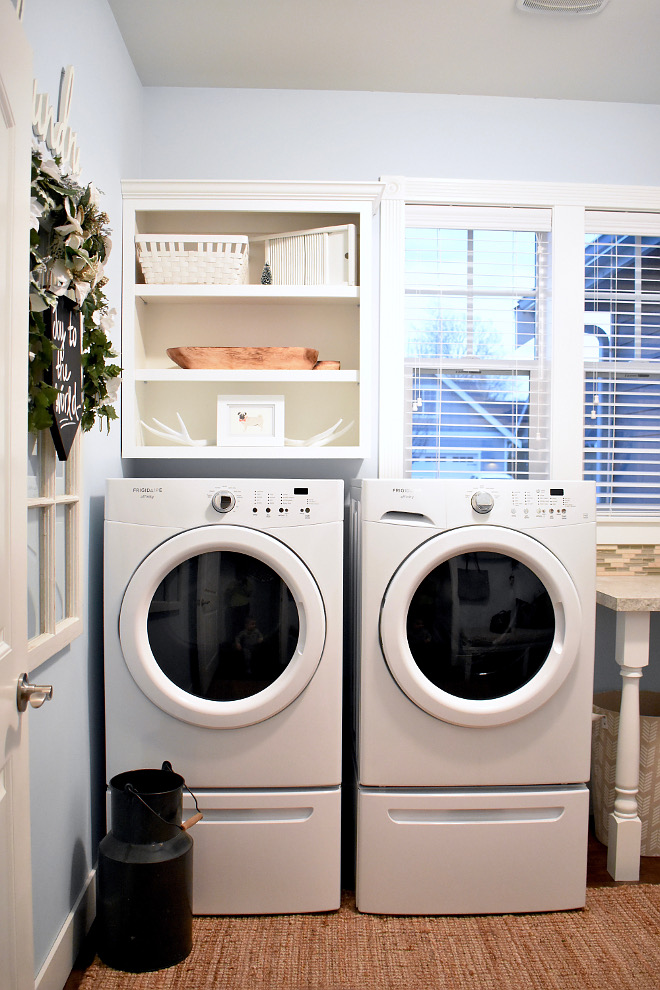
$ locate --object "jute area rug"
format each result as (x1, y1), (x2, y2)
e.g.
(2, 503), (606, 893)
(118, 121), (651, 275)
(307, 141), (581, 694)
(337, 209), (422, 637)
(77, 886), (660, 990)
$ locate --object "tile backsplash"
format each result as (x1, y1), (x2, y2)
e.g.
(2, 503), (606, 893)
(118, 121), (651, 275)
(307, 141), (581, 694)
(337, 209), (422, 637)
(597, 545), (660, 576)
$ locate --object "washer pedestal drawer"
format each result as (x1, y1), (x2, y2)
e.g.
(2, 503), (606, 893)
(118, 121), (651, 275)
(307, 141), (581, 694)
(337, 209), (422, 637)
(356, 784), (588, 915)
(182, 787), (341, 915)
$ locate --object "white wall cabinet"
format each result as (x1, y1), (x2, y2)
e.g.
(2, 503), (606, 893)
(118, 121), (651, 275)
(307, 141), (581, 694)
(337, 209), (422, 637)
(121, 181), (383, 458)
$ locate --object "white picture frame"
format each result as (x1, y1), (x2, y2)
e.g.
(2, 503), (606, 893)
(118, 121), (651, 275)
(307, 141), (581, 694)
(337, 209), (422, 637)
(217, 395), (285, 446)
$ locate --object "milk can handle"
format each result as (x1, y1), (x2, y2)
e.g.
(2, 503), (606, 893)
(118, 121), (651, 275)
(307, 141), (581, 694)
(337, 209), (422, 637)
(124, 762), (203, 831)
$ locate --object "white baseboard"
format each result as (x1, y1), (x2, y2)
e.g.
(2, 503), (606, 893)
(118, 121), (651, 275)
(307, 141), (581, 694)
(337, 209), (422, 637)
(35, 868), (96, 990)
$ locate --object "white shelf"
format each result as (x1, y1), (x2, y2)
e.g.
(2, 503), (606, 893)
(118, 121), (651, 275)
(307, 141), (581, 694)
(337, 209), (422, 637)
(126, 444), (365, 460)
(135, 284), (360, 304)
(121, 180), (383, 459)
(134, 369), (360, 383)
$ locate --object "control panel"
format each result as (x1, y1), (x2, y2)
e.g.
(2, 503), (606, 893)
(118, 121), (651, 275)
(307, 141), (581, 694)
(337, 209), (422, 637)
(207, 484), (319, 523)
(105, 479), (344, 528)
(356, 479), (595, 529)
(465, 483), (594, 526)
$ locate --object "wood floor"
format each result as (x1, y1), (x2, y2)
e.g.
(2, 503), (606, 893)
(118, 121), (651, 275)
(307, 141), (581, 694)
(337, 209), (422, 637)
(62, 826), (660, 990)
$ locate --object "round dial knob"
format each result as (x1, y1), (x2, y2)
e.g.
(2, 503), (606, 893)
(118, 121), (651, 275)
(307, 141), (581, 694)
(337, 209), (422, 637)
(471, 490), (494, 514)
(211, 490), (235, 513)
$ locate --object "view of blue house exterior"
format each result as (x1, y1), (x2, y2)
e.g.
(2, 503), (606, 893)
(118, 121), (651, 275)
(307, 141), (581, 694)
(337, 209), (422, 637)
(405, 225), (660, 511)
(583, 234), (660, 512)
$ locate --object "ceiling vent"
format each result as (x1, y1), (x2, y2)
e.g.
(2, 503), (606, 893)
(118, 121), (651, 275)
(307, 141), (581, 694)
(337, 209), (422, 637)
(516, 0), (609, 13)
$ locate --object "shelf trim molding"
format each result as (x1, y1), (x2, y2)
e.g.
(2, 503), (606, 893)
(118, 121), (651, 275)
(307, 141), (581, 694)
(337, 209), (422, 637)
(123, 444), (366, 460)
(122, 179), (385, 215)
(134, 370), (360, 383)
(134, 284), (360, 303)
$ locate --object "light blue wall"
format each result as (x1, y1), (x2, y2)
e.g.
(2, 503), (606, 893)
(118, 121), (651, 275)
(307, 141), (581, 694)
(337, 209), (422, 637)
(20, 1), (660, 980)
(22, 0), (142, 977)
(140, 87), (660, 186)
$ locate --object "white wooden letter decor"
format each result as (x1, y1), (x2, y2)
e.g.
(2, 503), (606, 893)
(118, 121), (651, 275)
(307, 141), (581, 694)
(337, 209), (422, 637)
(32, 64), (80, 173)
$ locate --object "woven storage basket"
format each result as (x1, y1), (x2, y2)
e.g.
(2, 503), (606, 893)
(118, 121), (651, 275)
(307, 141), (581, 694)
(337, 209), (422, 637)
(136, 235), (249, 285)
(591, 690), (660, 856)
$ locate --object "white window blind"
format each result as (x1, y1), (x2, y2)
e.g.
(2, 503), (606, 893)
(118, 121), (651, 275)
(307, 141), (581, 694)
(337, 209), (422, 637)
(404, 207), (551, 481)
(584, 212), (660, 515)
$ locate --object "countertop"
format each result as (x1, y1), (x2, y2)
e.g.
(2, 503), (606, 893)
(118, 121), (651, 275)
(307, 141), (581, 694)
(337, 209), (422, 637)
(596, 574), (660, 611)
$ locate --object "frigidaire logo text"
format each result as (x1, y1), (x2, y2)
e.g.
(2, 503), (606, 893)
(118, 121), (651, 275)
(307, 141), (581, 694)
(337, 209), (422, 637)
(392, 488), (413, 493)
(133, 487), (163, 493)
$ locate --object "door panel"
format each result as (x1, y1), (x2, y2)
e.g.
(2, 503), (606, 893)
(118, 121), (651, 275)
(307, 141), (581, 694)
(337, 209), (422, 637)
(120, 526), (326, 727)
(0, 4), (34, 988)
(379, 526), (581, 727)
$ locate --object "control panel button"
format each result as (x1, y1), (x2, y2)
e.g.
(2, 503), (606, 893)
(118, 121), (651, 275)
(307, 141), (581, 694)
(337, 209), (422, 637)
(471, 490), (495, 514)
(211, 490), (235, 513)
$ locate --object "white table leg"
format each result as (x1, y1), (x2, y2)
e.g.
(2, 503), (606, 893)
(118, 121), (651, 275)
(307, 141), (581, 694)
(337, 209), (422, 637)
(606, 610), (649, 881)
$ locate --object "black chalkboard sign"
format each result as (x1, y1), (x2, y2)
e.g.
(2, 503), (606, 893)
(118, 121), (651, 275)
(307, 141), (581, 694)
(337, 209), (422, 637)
(46, 296), (83, 460)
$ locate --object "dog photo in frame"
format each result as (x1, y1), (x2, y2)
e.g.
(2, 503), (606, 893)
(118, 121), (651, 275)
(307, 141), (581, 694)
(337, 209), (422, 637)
(217, 395), (285, 446)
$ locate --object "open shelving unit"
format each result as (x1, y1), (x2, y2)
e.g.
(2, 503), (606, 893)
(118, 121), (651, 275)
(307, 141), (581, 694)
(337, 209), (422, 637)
(120, 180), (384, 459)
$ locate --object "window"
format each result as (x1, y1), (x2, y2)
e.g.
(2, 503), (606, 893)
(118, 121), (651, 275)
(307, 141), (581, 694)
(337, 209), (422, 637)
(379, 177), (660, 531)
(583, 216), (660, 515)
(27, 429), (82, 663)
(404, 207), (550, 480)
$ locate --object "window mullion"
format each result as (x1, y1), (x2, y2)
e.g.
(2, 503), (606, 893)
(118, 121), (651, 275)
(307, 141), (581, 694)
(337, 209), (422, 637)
(466, 229), (474, 358)
(549, 205), (585, 478)
(379, 192), (407, 478)
(65, 433), (81, 622)
(403, 363), (414, 476)
(42, 436), (57, 635)
(634, 237), (642, 360)
(528, 233), (550, 478)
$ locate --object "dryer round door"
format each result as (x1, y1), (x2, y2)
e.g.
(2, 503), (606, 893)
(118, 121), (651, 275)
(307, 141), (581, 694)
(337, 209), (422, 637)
(119, 525), (326, 728)
(379, 525), (582, 727)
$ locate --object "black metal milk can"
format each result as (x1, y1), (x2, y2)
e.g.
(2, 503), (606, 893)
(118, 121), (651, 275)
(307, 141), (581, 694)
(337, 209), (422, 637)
(96, 762), (202, 972)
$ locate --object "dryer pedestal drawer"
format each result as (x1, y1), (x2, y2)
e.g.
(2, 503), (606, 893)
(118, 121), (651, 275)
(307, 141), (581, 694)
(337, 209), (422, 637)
(356, 785), (588, 915)
(183, 787), (341, 914)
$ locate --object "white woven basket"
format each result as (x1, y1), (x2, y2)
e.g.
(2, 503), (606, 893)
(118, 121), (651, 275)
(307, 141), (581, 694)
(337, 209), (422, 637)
(136, 235), (249, 285)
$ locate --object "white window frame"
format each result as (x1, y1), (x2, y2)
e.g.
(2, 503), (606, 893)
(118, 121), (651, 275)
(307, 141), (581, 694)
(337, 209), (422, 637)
(27, 429), (82, 666)
(402, 206), (552, 481)
(379, 176), (660, 545)
(583, 211), (660, 517)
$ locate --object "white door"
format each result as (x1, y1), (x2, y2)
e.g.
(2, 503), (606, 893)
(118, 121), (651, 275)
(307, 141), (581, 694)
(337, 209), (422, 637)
(379, 525), (582, 727)
(0, 4), (35, 989)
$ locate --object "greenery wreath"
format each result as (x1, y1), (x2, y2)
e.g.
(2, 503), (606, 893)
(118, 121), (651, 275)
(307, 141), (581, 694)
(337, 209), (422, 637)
(28, 151), (121, 435)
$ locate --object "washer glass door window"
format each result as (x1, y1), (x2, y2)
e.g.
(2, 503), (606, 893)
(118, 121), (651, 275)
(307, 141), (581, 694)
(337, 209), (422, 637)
(120, 526), (326, 728)
(379, 526), (582, 727)
(148, 550), (298, 702)
(408, 551), (554, 701)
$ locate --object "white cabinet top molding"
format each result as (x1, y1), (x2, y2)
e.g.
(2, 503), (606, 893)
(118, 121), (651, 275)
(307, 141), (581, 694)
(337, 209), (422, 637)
(122, 179), (385, 213)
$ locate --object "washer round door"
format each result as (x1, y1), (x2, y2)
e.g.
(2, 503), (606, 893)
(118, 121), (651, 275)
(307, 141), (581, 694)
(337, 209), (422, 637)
(119, 526), (326, 728)
(379, 526), (582, 727)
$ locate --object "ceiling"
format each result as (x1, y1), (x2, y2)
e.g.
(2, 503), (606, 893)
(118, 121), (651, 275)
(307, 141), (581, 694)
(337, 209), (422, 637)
(106, 0), (660, 104)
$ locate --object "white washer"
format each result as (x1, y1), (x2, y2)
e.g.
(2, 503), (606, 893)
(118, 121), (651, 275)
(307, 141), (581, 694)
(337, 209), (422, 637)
(350, 478), (596, 915)
(104, 478), (343, 915)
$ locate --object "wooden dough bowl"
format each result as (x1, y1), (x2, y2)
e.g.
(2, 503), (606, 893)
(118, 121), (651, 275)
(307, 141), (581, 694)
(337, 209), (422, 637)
(166, 346), (340, 370)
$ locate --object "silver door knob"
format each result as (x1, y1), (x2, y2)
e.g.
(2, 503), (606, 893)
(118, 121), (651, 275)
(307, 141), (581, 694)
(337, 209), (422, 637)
(17, 673), (53, 713)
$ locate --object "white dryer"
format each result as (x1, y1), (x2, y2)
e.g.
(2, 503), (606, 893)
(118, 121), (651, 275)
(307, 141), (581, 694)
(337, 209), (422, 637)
(350, 478), (596, 915)
(104, 478), (343, 915)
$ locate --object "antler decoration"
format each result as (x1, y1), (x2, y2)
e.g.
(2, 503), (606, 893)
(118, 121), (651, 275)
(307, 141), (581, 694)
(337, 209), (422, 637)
(285, 419), (354, 447)
(140, 413), (209, 447)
